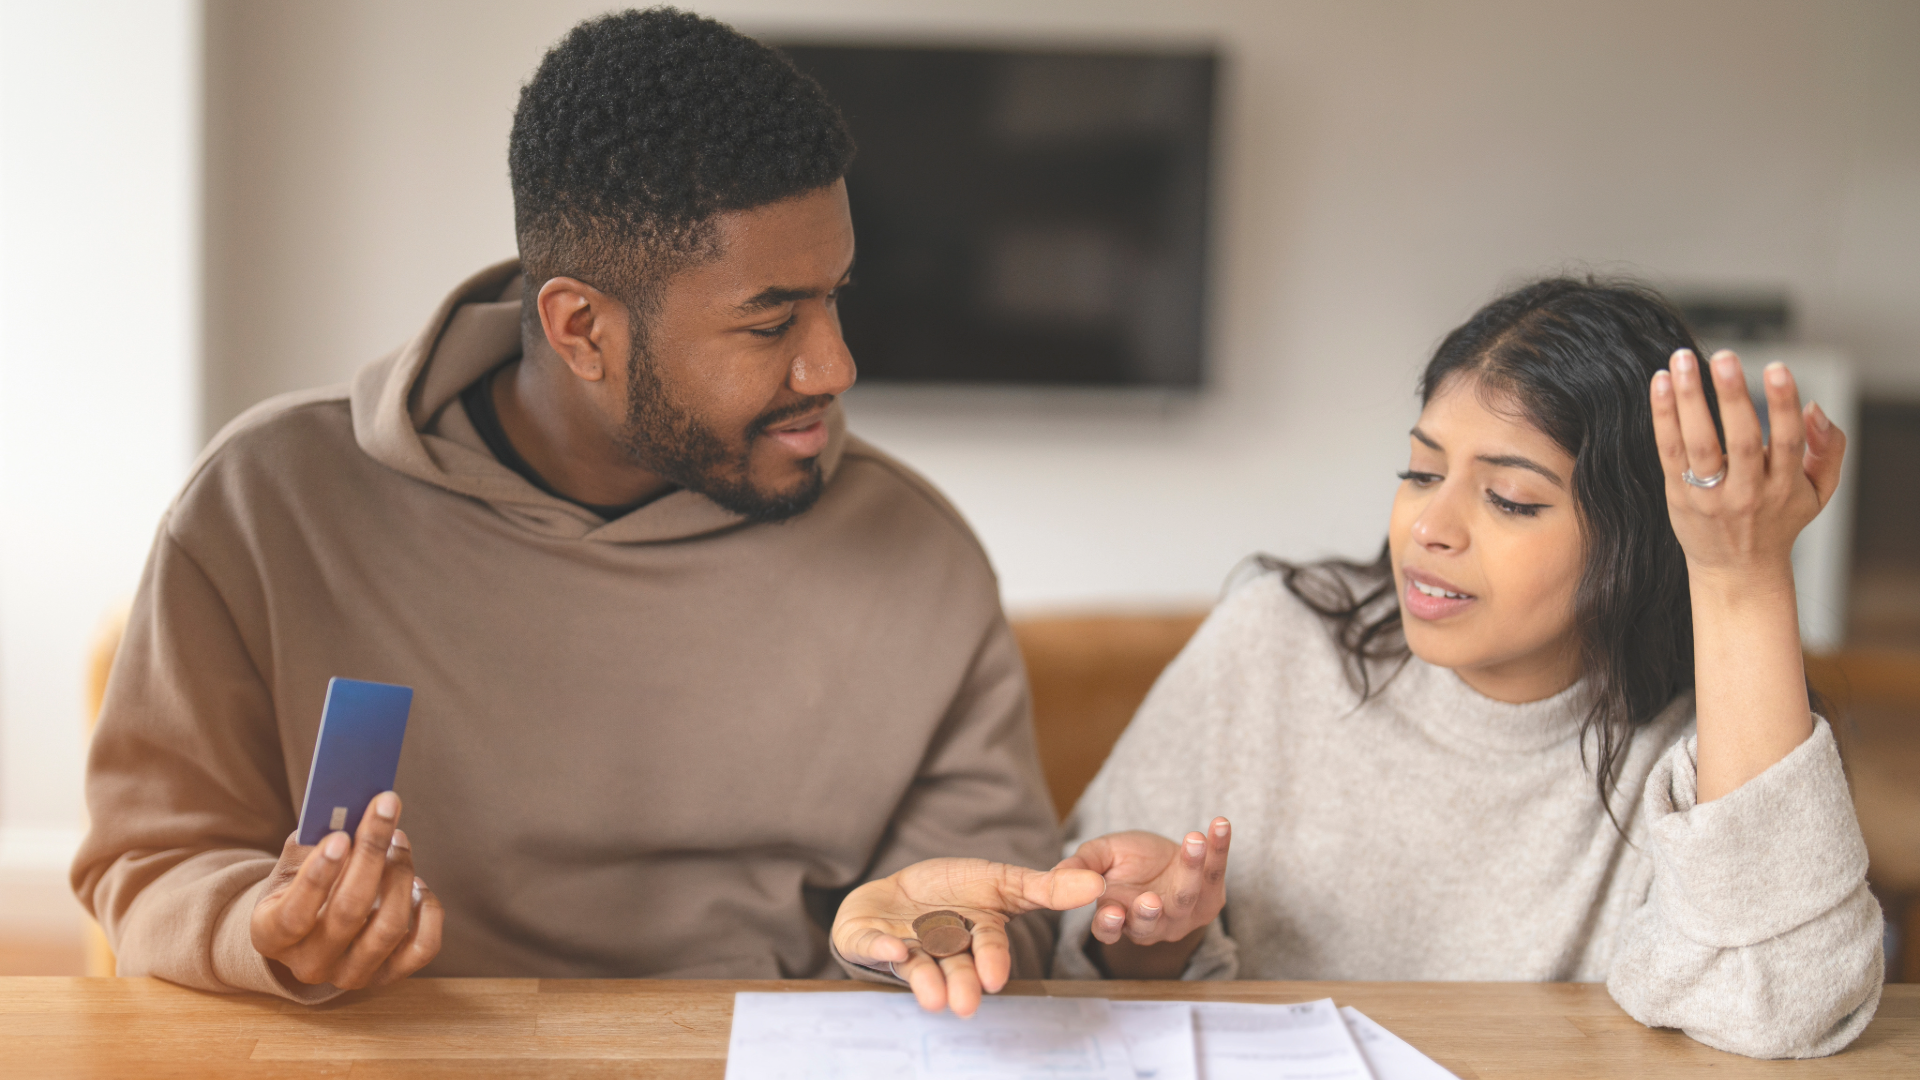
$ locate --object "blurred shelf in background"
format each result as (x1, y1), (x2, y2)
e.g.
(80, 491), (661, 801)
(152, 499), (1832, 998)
(1849, 399), (1920, 650)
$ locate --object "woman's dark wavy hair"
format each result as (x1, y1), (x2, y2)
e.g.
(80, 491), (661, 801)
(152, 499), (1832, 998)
(1268, 276), (1722, 819)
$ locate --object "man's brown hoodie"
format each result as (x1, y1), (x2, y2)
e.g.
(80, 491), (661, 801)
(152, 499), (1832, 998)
(72, 261), (1061, 1001)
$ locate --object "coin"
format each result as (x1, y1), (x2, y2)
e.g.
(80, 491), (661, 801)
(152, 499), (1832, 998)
(912, 910), (973, 959)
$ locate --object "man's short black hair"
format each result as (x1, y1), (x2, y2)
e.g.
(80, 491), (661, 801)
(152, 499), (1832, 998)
(508, 7), (855, 317)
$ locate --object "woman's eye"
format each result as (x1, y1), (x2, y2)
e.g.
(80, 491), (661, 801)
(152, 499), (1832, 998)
(1487, 490), (1547, 517)
(1396, 470), (1441, 487)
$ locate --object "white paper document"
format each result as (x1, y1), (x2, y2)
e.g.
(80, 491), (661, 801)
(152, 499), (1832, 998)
(914, 996), (1135, 1080)
(1109, 1000), (1198, 1080)
(725, 992), (917, 1080)
(1191, 999), (1374, 1080)
(725, 992), (914, 1079)
(1339, 1006), (1459, 1080)
(726, 992), (1134, 1080)
(726, 991), (1461, 1080)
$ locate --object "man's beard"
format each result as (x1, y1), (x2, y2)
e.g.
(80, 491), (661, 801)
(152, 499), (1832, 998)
(614, 347), (829, 524)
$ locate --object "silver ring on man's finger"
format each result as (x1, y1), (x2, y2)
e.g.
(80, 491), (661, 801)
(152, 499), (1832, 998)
(1682, 466), (1727, 488)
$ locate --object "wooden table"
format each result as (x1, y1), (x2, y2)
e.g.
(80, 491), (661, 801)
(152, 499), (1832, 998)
(3, 977), (1913, 1078)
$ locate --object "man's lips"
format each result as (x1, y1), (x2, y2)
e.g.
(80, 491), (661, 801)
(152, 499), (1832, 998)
(1401, 567), (1477, 622)
(760, 409), (830, 457)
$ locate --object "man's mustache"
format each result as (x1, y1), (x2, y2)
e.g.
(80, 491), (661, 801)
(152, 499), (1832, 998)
(746, 395), (836, 441)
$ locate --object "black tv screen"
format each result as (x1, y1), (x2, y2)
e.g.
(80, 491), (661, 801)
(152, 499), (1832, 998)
(778, 45), (1217, 388)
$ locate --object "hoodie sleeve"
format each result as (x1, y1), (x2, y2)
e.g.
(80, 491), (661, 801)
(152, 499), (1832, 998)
(71, 524), (342, 1003)
(836, 613), (1064, 983)
(1606, 717), (1883, 1058)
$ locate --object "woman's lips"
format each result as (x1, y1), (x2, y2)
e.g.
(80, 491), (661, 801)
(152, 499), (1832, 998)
(1401, 570), (1477, 622)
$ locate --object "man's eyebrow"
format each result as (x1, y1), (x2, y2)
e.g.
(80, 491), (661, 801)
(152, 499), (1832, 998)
(734, 286), (814, 315)
(1477, 453), (1565, 488)
(1410, 426), (1442, 451)
(732, 261), (856, 316)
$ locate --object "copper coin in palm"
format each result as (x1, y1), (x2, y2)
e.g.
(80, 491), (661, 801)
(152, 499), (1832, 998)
(912, 910), (973, 958)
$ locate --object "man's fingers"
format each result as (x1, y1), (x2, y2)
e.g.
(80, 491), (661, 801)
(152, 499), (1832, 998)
(369, 880), (444, 989)
(937, 950), (985, 1018)
(318, 792), (401, 943)
(1802, 402), (1848, 508)
(256, 831), (349, 951)
(966, 918), (1013, 995)
(329, 835), (418, 990)
(1006, 864), (1106, 914)
(839, 924), (910, 968)
(269, 833), (311, 888)
(1091, 901), (1128, 946)
(897, 947), (949, 1013)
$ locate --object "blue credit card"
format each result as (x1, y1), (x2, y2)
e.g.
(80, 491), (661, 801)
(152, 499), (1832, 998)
(294, 677), (414, 846)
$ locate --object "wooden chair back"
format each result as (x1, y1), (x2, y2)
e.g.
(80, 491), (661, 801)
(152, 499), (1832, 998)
(1010, 612), (1207, 821)
(1807, 650), (1920, 982)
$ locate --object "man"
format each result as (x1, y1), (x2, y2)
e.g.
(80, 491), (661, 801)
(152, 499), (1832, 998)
(73, 8), (1094, 1009)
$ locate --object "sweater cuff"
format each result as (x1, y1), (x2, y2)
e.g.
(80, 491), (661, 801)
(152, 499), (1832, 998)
(1182, 918), (1240, 980)
(1643, 717), (1869, 948)
(211, 876), (346, 1004)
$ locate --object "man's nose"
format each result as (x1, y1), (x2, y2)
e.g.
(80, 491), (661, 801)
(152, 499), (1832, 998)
(789, 310), (856, 397)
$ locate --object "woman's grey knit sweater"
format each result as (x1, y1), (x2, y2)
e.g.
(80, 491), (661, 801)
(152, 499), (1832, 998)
(1055, 569), (1883, 1059)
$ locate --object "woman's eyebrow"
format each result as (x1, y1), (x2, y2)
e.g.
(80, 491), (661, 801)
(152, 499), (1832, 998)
(1412, 427), (1564, 487)
(1477, 453), (1565, 488)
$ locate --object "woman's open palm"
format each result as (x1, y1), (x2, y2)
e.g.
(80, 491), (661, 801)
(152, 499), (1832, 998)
(1057, 818), (1231, 947)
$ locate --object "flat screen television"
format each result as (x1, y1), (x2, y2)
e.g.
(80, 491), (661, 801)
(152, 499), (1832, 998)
(778, 44), (1217, 388)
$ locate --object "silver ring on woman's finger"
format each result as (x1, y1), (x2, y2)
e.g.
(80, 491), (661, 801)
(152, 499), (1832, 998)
(1682, 466), (1727, 488)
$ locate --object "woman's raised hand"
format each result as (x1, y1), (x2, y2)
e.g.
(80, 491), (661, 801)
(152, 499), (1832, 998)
(1651, 349), (1846, 577)
(1650, 349), (1846, 801)
(1058, 818), (1231, 957)
(831, 857), (1106, 1017)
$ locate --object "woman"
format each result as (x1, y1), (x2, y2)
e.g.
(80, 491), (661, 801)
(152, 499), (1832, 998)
(832, 279), (1881, 1059)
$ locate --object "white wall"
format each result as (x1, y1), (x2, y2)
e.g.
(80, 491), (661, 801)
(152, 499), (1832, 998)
(0, 0), (200, 908)
(202, 0), (1920, 617)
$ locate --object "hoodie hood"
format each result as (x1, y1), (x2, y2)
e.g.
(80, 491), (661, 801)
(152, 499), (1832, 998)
(350, 259), (848, 544)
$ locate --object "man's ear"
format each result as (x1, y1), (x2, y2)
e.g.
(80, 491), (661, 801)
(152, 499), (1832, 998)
(535, 277), (627, 383)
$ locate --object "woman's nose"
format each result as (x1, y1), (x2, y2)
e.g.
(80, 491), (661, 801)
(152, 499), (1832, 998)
(1412, 488), (1468, 552)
